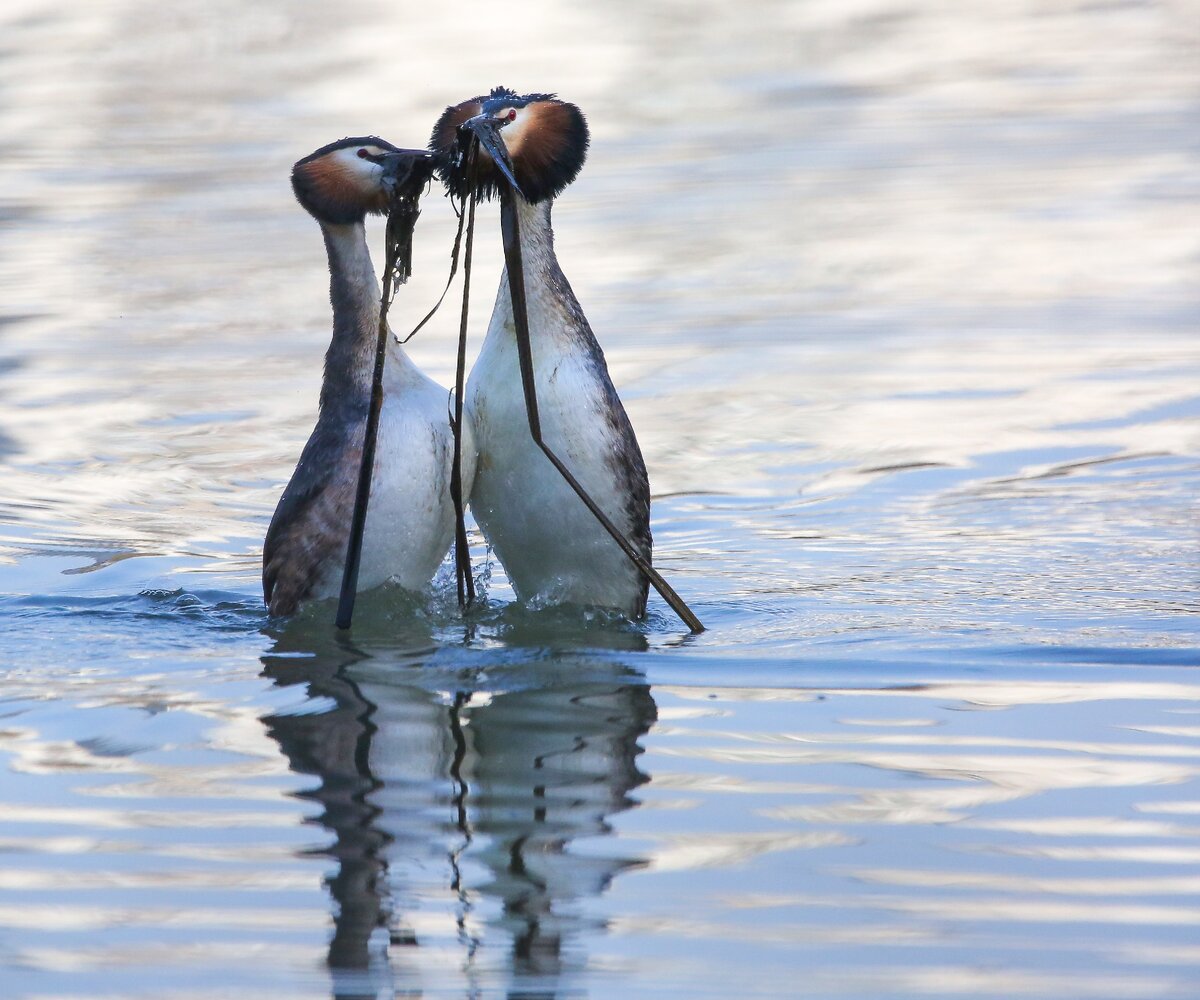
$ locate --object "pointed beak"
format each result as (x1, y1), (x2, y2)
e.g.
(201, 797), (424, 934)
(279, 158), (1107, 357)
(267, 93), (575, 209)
(375, 148), (435, 192)
(458, 113), (524, 198)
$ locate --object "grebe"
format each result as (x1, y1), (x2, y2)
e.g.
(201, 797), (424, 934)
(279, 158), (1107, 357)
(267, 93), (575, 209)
(263, 136), (475, 617)
(430, 90), (652, 618)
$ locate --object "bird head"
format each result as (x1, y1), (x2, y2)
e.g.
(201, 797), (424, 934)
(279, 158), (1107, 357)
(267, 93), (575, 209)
(430, 87), (589, 204)
(291, 136), (432, 224)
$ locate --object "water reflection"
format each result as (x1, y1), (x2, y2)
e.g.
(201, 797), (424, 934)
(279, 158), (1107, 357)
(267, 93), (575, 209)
(262, 643), (655, 998)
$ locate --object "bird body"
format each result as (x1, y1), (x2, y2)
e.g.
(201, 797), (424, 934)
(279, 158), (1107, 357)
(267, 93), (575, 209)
(467, 197), (649, 615)
(432, 91), (651, 618)
(263, 138), (474, 617)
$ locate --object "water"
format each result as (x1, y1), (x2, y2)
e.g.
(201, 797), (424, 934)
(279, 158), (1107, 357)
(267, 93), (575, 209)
(1, 0), (1198, 997)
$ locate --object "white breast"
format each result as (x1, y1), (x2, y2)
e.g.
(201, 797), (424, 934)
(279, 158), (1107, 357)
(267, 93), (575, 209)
(466, 279), (643, 615)
(314, 350), (475, 599)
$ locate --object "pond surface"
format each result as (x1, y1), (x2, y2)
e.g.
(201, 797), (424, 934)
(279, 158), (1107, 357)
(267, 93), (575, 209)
(1, 1), (1198, 997)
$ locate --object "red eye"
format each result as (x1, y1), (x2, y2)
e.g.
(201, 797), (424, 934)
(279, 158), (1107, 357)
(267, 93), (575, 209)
(357, 148), (369, 158)
(506, 110), (517, 122)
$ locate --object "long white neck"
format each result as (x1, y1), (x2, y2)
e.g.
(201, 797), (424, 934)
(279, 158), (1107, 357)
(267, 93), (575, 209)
(512, 197), (556, 276)
(491, 197), (599, 353)
(318, 221), (412, 414)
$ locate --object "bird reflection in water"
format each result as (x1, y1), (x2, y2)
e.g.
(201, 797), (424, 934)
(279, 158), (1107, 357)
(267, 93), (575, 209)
(261, 638), (655, 998)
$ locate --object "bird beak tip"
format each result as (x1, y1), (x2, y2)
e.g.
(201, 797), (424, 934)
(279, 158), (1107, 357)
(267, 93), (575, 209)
(378, 149), (434, 189)
(458, 116), (524, 199)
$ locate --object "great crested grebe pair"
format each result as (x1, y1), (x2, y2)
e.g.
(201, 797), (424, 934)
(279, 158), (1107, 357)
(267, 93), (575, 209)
(263, 88), (678, 625)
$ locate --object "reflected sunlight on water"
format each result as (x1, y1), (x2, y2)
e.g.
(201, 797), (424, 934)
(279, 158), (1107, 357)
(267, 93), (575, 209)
(0, 0), (1197, 997)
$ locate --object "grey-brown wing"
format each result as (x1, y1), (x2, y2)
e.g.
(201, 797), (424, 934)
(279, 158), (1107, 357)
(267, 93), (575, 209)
(602, 385), (652, 618)
(588, 335), (653, 618)
(263, 423), (362, 617)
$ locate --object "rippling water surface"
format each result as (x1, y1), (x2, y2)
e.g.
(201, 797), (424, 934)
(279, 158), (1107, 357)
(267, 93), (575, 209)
(1, 1), (1198, 997)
